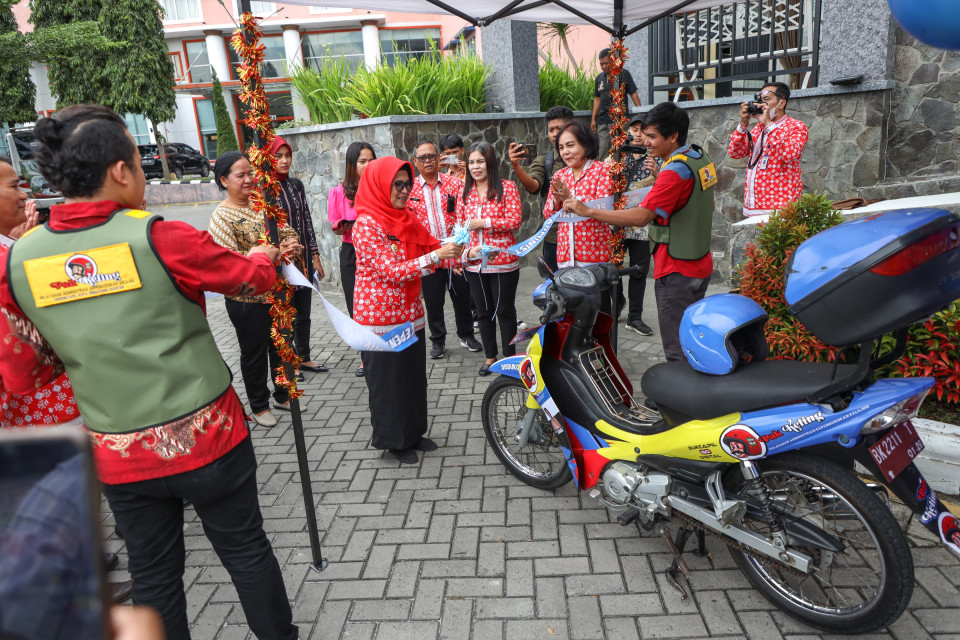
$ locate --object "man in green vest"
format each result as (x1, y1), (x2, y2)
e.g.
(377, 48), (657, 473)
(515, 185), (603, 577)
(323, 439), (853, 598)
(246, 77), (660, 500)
(564, 101), (716, 361)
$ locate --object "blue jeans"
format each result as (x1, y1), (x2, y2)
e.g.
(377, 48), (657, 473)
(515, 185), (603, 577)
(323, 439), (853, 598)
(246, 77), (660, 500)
(103, 437), (297, 640)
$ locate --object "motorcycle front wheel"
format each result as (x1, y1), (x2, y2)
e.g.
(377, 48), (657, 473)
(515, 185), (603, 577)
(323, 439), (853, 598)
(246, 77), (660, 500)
(730, 453), (913, 634)
(481, 377), (571, 490)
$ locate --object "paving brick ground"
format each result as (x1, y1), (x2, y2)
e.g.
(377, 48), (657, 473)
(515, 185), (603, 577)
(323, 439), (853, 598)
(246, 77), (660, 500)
(100, 204), (960, 638)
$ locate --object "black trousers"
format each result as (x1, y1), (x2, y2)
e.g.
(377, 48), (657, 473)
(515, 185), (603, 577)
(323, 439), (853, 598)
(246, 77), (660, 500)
(292, 285), (312, 361)
(421, 267), (475, 346)
(103, 438), (297, 640)
(465, 269), (519, 360)
(542, 240), (559, 273)
(615, 238), (652, 322)
(339, 243), (356, 317)
(655, 272), (711, 362)
(361, 329), (428, 450)
(225, 299), (289, 413)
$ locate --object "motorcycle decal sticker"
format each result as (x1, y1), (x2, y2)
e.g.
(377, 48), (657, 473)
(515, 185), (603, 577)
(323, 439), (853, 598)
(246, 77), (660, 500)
(519, 357), (539, 393)
(699, 449), (712, 455)
(759, 430), (784, 444)
(780, 410), (825, 433)
(917, 478), (940, 524)
(719, 425), (767, 460)
(939, 512), (960, 556)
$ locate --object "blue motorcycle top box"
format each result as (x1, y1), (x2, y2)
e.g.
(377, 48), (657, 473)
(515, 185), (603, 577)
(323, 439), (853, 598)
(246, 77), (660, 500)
(784, 207), (960, 347)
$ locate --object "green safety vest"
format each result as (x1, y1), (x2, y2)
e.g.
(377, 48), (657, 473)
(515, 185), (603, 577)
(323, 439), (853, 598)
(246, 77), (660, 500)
(7, 209), (232, 434)
(647, 145), (717, 261)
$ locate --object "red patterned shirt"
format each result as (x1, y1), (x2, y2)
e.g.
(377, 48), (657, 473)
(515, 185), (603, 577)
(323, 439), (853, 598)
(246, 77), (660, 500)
(407, 173), (462, 269)
(728, 115), (808, 216)
(352, 214), (436, 335)
(457, 181), (522, 274)
(544, 160), (613, 266)
(0, 200), (277, 485)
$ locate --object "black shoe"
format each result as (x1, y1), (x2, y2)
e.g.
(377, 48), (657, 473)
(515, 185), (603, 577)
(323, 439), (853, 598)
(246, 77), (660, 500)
(479, 362), (492, 376)
(626, 319), (654, 336)
(103, 552), (119, 572)
(460, 336), (482, 352)
(300, 363), (329, 373)
(430, 343), (445, 359)
(296, 372), (305, 382)
(414, 437), (437, 452)
(389, 448), (418, 464)
(111, 580), (134, 604)
(356, 366), (365, 377)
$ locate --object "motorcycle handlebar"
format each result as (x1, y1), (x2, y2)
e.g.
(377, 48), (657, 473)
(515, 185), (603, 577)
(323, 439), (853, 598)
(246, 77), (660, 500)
(539, 301), (558, 326)
(618, 266), (643, 277)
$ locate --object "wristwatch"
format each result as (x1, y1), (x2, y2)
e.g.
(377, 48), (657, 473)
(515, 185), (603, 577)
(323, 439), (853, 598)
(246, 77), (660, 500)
(429, 250), (441, 265)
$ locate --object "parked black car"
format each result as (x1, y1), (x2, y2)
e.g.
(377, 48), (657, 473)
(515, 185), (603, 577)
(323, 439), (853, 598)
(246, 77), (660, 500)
(139, 142), (211, 179)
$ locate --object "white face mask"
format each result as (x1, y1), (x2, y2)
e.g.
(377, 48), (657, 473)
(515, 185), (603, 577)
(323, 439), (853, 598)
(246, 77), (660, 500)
(768, 100), (784, 119)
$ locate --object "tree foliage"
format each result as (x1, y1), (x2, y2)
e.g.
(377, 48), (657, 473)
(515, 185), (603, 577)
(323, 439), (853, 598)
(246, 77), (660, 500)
(211, 70), (239, 155)
(0, 0), (36, 125)
(98, 0), (175, 126)
(29, 0), (113, 106)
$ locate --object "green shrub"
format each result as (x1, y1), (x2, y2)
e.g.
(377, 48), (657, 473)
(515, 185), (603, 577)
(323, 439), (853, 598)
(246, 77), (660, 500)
(288, 56), (353, 124)
(539, 57), (593, 111)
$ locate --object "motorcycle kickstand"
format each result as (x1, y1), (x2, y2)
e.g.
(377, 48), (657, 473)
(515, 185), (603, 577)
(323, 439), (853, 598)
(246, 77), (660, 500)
(660, 525), (695, 599)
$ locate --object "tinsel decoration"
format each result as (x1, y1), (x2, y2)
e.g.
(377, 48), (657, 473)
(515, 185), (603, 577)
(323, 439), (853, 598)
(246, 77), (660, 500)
(607, 38), (629, 267)
(232, 12), (303, 399)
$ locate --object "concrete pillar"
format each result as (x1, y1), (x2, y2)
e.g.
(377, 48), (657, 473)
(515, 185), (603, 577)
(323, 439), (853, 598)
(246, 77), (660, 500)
(361, 20), (381, 70)
(203, 29), (231, 80)
(818, 0), (895, 84)
(481, 20), (540, 112)
(282, 25), (311, 121)
(623, 22), (650, 107)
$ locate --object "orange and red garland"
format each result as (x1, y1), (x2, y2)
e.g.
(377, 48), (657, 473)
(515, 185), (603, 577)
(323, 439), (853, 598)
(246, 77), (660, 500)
(232, 12), (303, 399)
(606, 39), (629, 267)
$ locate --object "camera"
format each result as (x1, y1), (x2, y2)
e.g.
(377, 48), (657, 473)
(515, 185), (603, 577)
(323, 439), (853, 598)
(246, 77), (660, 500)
(620, 133), (646, 155)
(745, 93), (765, 116)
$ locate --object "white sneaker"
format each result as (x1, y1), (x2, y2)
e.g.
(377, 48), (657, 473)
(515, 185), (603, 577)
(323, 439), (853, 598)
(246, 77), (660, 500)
(252, 409), (278, 427)
(274, 399), (309, 413)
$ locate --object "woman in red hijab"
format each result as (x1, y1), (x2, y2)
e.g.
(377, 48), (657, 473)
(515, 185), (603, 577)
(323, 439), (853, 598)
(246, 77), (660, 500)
(353, 157), (462, 464)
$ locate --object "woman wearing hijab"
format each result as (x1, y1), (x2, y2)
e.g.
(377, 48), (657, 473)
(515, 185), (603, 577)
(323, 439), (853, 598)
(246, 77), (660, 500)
(352, 157), (463, 464)
(272, 136), (328, 377)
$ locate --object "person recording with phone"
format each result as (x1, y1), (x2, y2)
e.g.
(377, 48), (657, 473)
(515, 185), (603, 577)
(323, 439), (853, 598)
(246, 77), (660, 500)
(407, 140), (482, 360)
(508, 105), (575, 273)
(728, 81), (808, 217)
(439, 133), (467, 180)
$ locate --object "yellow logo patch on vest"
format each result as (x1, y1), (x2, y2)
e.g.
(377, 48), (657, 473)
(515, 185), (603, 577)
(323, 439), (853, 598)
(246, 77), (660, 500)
(22, 243), (143, 307)
(698, 163), (718, 190)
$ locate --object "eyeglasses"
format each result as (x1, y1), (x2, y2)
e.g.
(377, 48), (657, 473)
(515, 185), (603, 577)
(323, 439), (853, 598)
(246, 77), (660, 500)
(393, 180), (414, 192)
(413, 153), (438, 162)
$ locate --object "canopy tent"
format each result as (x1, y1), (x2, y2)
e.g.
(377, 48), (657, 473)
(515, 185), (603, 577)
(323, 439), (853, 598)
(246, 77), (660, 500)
(281, 0), (729, 36)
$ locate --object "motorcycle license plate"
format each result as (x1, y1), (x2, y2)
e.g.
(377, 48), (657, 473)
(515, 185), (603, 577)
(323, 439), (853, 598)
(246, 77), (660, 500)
(868, 421), (925, 481)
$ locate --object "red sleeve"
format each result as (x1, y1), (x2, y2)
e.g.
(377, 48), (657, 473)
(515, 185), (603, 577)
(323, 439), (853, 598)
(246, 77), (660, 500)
(640, 169), (694, 221)
(149, 220), (277, 304)
(488, 182), (522, 232)
(728, 124), (751, 159)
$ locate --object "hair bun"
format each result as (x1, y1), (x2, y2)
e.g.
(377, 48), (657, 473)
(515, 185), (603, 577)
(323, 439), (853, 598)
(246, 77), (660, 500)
(34, 116), (65, 150)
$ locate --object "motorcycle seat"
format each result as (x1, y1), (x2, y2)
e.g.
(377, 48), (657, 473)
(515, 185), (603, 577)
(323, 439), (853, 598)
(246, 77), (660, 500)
(640, 360), (860, 421)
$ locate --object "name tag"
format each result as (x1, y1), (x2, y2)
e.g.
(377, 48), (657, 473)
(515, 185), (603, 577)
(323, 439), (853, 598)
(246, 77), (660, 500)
(23, 243), (143, 308)
(757, 156), (770, 170)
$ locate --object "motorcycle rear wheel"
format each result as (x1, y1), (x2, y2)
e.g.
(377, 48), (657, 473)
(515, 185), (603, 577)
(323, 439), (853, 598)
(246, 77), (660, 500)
(730, 453), (913, 634)
(481, 377), (571, 490)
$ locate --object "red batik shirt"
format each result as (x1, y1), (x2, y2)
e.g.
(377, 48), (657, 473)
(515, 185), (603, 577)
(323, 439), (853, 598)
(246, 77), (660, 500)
(543, 160), (613, 267)
(728, 114), (808, 216)
(0, 200), (277, 485)
(407, 173), (463, 269)
(352, 214), (437, 335)
(457, 180), (522, 274)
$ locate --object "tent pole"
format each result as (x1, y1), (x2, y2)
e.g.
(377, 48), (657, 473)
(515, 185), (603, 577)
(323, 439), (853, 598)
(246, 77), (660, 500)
(238, 0), (327, 575)
(549, 0), (617, 34)
(610, 12), (626, 352)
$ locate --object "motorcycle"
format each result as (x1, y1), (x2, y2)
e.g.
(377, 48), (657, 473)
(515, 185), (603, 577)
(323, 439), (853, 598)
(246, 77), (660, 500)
(480, 207), (960, 634)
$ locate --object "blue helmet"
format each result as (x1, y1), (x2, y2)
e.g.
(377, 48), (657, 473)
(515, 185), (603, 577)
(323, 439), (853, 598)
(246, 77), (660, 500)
(680, 294), (769, 375)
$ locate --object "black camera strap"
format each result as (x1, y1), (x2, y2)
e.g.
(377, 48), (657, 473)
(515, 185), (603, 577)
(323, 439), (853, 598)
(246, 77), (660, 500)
(746, 127), (769, 170)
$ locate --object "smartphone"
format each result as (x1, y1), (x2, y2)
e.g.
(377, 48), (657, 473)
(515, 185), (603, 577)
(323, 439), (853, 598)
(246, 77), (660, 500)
(519, 143), (536, 165)
(0, 427), (111, 640)
(440, 154), (460, 166)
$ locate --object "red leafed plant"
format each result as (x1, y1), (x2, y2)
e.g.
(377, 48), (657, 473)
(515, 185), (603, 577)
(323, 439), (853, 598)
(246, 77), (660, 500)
(738, 194), (843, 362)
(887, 302), (960, 404)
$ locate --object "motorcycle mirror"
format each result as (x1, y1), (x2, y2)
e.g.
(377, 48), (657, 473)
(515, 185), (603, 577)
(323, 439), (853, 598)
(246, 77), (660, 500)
(537, 257), (554, 279)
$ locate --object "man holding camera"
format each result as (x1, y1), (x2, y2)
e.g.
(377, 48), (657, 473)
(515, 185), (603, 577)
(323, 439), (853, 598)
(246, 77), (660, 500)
(508, 105), (575, 272)
(728, 82), (808, 217)
(408, 140), (481, 359)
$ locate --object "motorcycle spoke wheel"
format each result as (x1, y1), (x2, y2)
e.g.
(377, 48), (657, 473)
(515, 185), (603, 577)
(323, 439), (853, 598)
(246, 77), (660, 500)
(481, 377), (571, 490)
(730, 453), (913, 634)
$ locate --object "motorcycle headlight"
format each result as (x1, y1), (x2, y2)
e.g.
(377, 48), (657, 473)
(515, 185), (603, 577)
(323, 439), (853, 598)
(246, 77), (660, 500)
(556, 268), (596, 288)
(860, 390), (929, 435)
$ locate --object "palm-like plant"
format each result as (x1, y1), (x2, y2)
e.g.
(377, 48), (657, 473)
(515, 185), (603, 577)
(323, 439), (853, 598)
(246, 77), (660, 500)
(537, 22), (581, 73)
